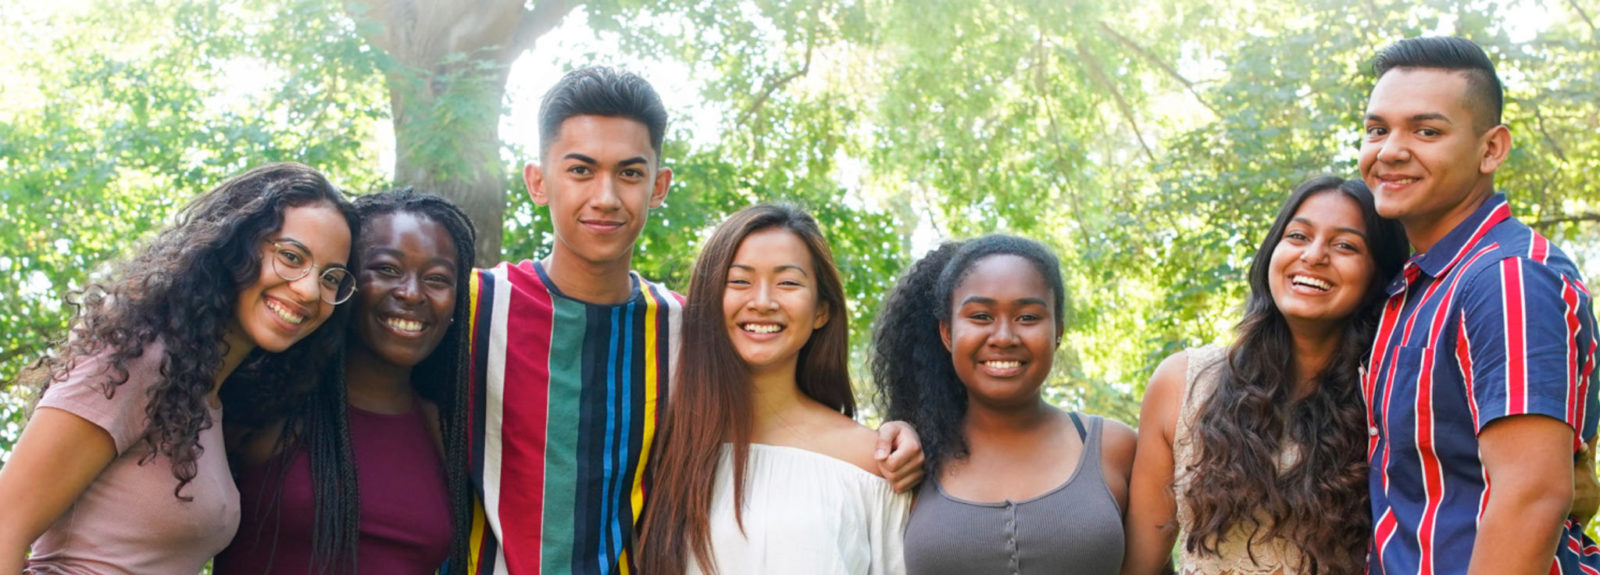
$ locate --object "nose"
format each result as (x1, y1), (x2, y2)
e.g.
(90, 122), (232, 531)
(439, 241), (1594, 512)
(989, 318), (1020, 346)
(1376, 134), (1409, 163)
(592, 174), (623, 211)
(394, 273), (424, 304)
(1300, 240), (1329, 264)
(748, 282), (779, 312)
(288, 271), (322, 304)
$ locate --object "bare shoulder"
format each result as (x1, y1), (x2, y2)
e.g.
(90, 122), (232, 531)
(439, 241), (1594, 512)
(804, 409), (883, 477)
(1098, 416), (1138, 475)
(1139, 350), (1192, 444)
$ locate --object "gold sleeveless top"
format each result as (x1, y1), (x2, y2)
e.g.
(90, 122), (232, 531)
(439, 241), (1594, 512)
(1172, 345), (1306, 575)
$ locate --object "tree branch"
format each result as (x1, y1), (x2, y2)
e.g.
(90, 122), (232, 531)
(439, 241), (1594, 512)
(1530, 213), (1600, 229)
(1532, 105), (1571, 164)
(1073, 40), (1157, 164)
(508, 0), (579, 61)
(1096, 22), (1221, 118)
(1565, 0), (1598, 39)
(0, 344), (41, 368)
(736, 28), (815, 129)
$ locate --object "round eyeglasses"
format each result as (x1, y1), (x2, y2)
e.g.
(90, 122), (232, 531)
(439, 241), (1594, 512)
(269, 241), (356, 305)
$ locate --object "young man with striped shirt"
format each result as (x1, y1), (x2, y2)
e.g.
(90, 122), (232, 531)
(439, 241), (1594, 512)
(460, 66), (923, 575)
(1359, 36), (1600, 574)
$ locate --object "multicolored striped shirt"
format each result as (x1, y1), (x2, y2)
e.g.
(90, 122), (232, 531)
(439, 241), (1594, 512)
(1365, 194), (1600, 574)
(463, 260), (683, 575)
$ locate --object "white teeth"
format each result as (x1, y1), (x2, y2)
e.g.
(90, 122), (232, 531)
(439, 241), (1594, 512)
(984, 361), (1021, 369)
(266, 299), (305, 325)
(385, 318), (424, 333)
(1292, 275), (1331, 291)
(741, 323), (782, 334)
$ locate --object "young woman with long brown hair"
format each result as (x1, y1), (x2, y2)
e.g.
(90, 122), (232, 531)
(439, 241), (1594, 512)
(639, 203), (911, 575)
(1120, 176), (1409, 574)
(0, 163), (358, 574)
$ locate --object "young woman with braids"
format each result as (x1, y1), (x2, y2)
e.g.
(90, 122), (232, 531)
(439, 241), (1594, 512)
(215, 188), (477, 574)
(874, 234), (1138, 575)
(0, 163), (357, 574)
(1120, 176), (1408, 575)
(639, 203), (912, 575)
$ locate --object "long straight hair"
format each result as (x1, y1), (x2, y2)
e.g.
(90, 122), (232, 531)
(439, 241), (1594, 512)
(1183, 176), (1407, 573)
(638, 203), (854, 575)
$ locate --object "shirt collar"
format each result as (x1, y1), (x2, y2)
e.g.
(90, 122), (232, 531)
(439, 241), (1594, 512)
(1411, 193), (1512, 279)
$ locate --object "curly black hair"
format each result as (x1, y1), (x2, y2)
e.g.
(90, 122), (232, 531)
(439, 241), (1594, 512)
(1183, 176), (1408, 573)
(39, 162), (357, 500)
(222, 188), (477, 575)
(872, 235), (1067, 478)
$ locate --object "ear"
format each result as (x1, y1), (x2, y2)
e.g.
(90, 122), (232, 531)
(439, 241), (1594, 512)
(938, 320), (953, 352)
(1479, 124), (1511, 175)
(649, 166), (672, 209)
(812, 300), (830, 330)
(525, 162), (549, 206)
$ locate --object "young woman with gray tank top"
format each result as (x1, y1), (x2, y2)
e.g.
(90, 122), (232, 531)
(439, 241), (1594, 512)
(873, 235), (1137, 575)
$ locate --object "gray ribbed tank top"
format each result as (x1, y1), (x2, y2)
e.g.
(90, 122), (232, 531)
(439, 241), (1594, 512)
(903, 413), (1125, 575)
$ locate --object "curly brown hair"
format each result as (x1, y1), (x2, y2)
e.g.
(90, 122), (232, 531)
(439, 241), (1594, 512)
(38, 162), (357, 500)
(1182, 176), (1407, 573)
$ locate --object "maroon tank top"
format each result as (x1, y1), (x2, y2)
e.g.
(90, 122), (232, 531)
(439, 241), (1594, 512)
(215, 403), (452, 575)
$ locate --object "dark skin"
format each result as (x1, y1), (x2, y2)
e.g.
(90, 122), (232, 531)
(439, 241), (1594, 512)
(935, 255), (1136, 508)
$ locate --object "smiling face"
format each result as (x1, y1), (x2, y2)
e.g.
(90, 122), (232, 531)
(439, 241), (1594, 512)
(722, 227), (830, 379)
(1267, 191), (1379, 331)
(233, 202), (351, 353)
(1359, 67), (1507, 250)
(526, 115), (672, 277)
(939, 254), (1061, 408)
(352, 212), (460, 369)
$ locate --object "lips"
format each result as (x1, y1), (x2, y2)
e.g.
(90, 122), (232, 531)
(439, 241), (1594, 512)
(265, 297), (307, 326)
(580, 219), (626, 233)
(739, 322), (784, 334)
(1290, 274), (1332, 292)
(1373, 174), (1421, 191)
(977, 359), (1026, 377)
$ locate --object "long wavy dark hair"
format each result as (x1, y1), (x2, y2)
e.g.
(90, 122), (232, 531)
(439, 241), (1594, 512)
(639, 203), (854, 575)
(1182, 176), (1408, 574)
(36, 162), (356, 500)
(223, 188), (477, 575)
(871, 235), (1067, 479)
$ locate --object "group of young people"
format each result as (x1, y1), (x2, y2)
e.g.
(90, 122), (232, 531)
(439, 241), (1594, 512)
(0, 34), (1596, 575)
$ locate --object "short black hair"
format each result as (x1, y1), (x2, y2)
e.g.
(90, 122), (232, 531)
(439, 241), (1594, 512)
(1372, 36), (1503, 133)
(538, 66), (668, 161)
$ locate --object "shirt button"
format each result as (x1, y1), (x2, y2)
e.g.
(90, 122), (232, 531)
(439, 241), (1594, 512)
(1369, 426), (1380, 436)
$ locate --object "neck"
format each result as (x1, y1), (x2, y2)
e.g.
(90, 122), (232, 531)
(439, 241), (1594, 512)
(214, 327), (257, 399)
(748, 362), (810, 436)
(1287, 322), (1343, 398)
(543, 250), (635, 305)
(963, 395), (1057, 436)
(344, 344), (417, 414)
(1404, 183), (1494, 253)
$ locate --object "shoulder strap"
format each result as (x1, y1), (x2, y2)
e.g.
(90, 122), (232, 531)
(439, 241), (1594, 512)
(1068, 411), (1087, 441)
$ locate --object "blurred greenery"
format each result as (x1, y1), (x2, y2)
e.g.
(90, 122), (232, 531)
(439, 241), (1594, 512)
(3, 0), (1599, 494)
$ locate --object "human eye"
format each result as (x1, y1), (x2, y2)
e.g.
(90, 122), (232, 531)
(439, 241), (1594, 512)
(1284, 230), (1309, 242)
(568, 164), (593, 176)
(425, 273), (454, 287)
(1418, 127), (1441, 137)
(320, 268), (349, 289)
(276, 247), (308, 268)
(1364, 125), (1387, 138)
(621, 167), (646, 180)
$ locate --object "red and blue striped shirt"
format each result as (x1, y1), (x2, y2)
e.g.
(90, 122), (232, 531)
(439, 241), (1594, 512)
(1365, 194), (1600, 574)
(462, 260), (684, 575)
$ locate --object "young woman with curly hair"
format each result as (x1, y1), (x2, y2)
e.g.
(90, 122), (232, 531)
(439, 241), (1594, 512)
(0, 162), (358, 574)
(639, 203), (912, 575)
(875, 234), (1138, 575)
(215, 188), (478, 575)
(1120, 176), (1408, 575)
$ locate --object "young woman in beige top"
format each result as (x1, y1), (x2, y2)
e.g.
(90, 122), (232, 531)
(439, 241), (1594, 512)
(1121, 176), (1408, 574)
(0, 163), (357, 574)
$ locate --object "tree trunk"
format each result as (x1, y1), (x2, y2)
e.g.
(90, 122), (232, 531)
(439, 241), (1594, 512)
(344, 0), (576, 266)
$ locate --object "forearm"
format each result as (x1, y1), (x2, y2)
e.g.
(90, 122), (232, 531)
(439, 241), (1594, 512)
(1468, 484), (1570, 575)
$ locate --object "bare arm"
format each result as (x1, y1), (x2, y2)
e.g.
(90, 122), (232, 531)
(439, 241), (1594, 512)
(0, 408), (118, 572)
(875, 420), (926, 493)
(1468, 415), (1575, 575)
(1120, 352), (1186, 575)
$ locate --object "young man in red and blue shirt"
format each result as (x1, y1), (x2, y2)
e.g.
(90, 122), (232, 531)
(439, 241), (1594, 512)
(1360, 36), (1600, 574)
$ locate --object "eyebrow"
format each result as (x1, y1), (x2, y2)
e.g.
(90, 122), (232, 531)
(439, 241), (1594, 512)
(365, 246), (459, 269)
(563, 153), (650, 168)
(1289, 218), (1369, 239)
(729, 263), (810, 276)
(1365, 112), (1453, 124)
(959, 296), (1051, 307)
